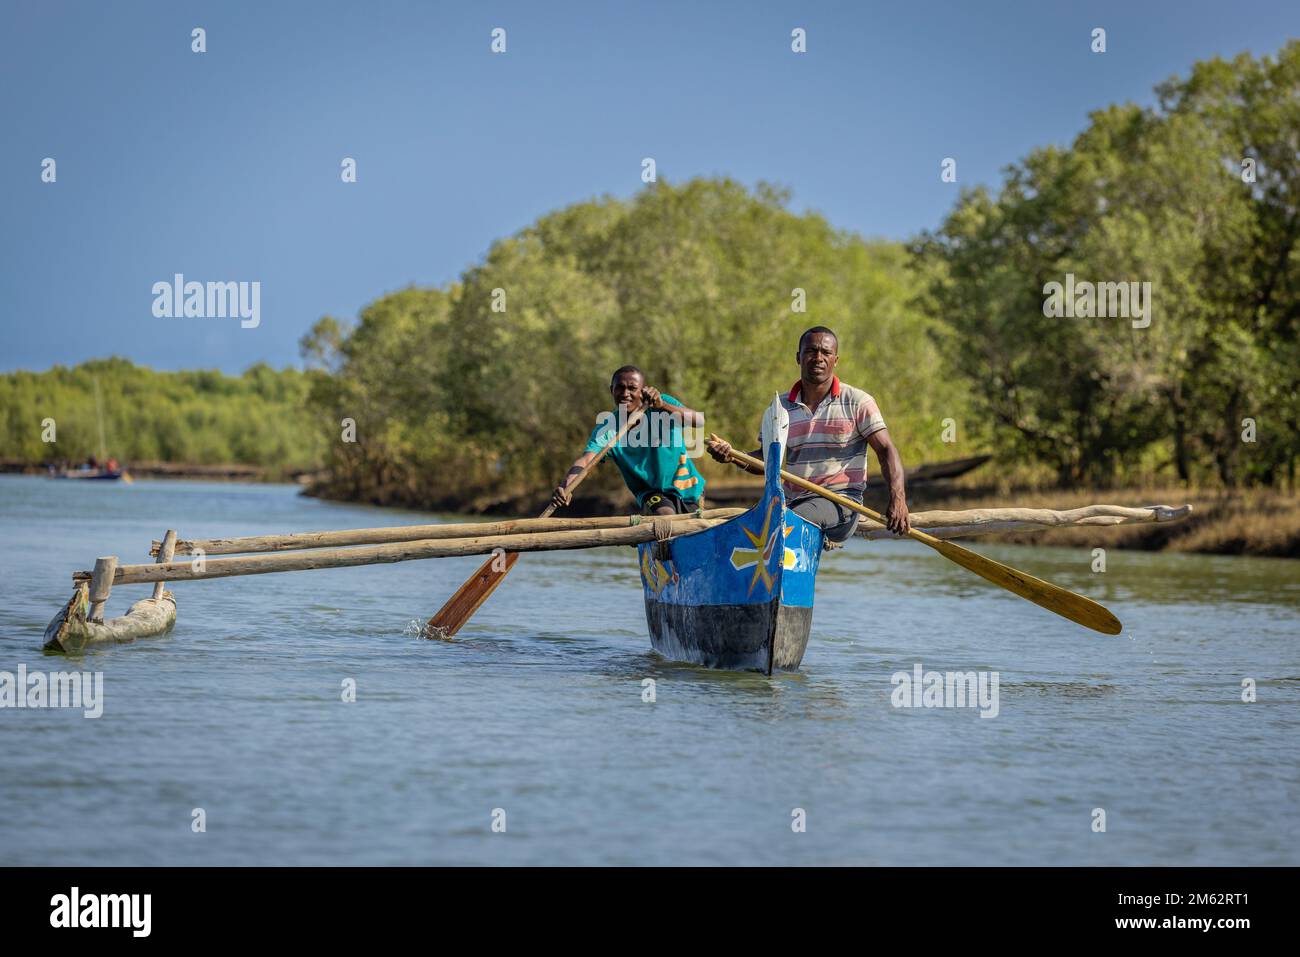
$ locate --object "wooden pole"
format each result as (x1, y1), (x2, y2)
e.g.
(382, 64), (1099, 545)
(855, 504), (1193, 541)
(147, 504), (1191, 554)
(151, 529), (177, 599)
(77, 517), (727, 586)
(86, 556), (117, 622)
(149, 508), (743, 556)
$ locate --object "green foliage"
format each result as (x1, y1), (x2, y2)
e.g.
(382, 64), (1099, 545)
(0, 357), (325, 470)
(302, 286), (468, 504)
(916, 41), (1299, 487)
(12, 44), (1293, 503)
(306, 180), (969, 508)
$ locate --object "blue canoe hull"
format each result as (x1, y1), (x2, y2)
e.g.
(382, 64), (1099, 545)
(637, 416), (822, 674)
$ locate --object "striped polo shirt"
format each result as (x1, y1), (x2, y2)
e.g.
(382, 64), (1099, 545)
(767, 376), (887, 501)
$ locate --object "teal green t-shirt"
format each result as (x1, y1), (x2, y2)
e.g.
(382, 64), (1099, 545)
(584, 394), (705, 507)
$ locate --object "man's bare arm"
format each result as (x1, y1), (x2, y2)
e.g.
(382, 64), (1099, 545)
(643, 386), (705, 427)
(552, 450), (598, 509)
(867, 428), (910, 535)
(668, 403), (706, 428)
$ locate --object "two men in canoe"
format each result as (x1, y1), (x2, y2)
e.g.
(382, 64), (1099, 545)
(554, 327), (909, 539)
(707, 326), (911, 540)
(552, 366), (707, 516)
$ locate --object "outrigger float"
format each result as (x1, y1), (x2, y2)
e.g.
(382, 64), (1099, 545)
(43, 403), (1192, 669)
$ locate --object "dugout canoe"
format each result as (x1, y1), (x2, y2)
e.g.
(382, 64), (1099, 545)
(637, 398), (822, 674)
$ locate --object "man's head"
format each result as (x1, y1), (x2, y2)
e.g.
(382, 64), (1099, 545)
(796, 326), (839, 386)
(610, 365), (646, 407)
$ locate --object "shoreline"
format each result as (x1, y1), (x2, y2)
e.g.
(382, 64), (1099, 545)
(0, 458), (324, 484)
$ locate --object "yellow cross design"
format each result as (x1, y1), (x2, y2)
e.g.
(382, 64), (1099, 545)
(728, 498), (796, 596)
(640, 548), (674, 595)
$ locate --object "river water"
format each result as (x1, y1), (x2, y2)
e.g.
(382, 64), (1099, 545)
(1, 475), (1296, 865)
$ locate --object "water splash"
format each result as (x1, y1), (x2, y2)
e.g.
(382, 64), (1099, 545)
(403, 619), (451, 641)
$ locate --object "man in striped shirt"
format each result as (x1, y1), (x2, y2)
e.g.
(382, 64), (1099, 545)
(707, 326), (910, 541)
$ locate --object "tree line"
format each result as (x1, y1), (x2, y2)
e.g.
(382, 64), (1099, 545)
(298, 176), (970, 508)
(4, 43), (1295, 504)
(916, 41), (1298, 487)
(0, 357), (323, 470)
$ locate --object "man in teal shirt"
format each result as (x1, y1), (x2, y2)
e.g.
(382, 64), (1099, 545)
(552, 366), (707, 515)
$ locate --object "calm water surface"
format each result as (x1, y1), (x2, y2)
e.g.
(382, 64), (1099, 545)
(1, 476), (1297, 865)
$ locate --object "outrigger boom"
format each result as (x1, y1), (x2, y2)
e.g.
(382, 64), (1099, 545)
(43, 489), (1191, 660)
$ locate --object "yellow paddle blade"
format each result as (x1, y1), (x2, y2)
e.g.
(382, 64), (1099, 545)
(922, 533), (1122, 635)
(713, 439), (1122, 636)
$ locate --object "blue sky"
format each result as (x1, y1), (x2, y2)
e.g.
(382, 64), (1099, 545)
(2, 0), (1296, 374)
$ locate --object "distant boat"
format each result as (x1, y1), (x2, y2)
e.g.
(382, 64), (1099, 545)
(46, 376), (133, 482)
(50, 466), (131, 481)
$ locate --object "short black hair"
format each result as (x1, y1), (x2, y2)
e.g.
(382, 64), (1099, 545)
(798, 326), (838, 353)
(610, 365), (645, 390)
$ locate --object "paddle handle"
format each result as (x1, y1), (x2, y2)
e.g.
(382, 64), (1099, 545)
(715, 441), (918, 540)
(547, 408), (646, 517)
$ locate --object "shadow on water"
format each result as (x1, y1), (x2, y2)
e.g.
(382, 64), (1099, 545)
(396, 611), (856, 717)
(1002, 680), (1119, 698)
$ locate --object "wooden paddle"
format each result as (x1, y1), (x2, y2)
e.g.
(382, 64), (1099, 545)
(425, 407), (646, 638)
(712, 437), (1123, 636)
